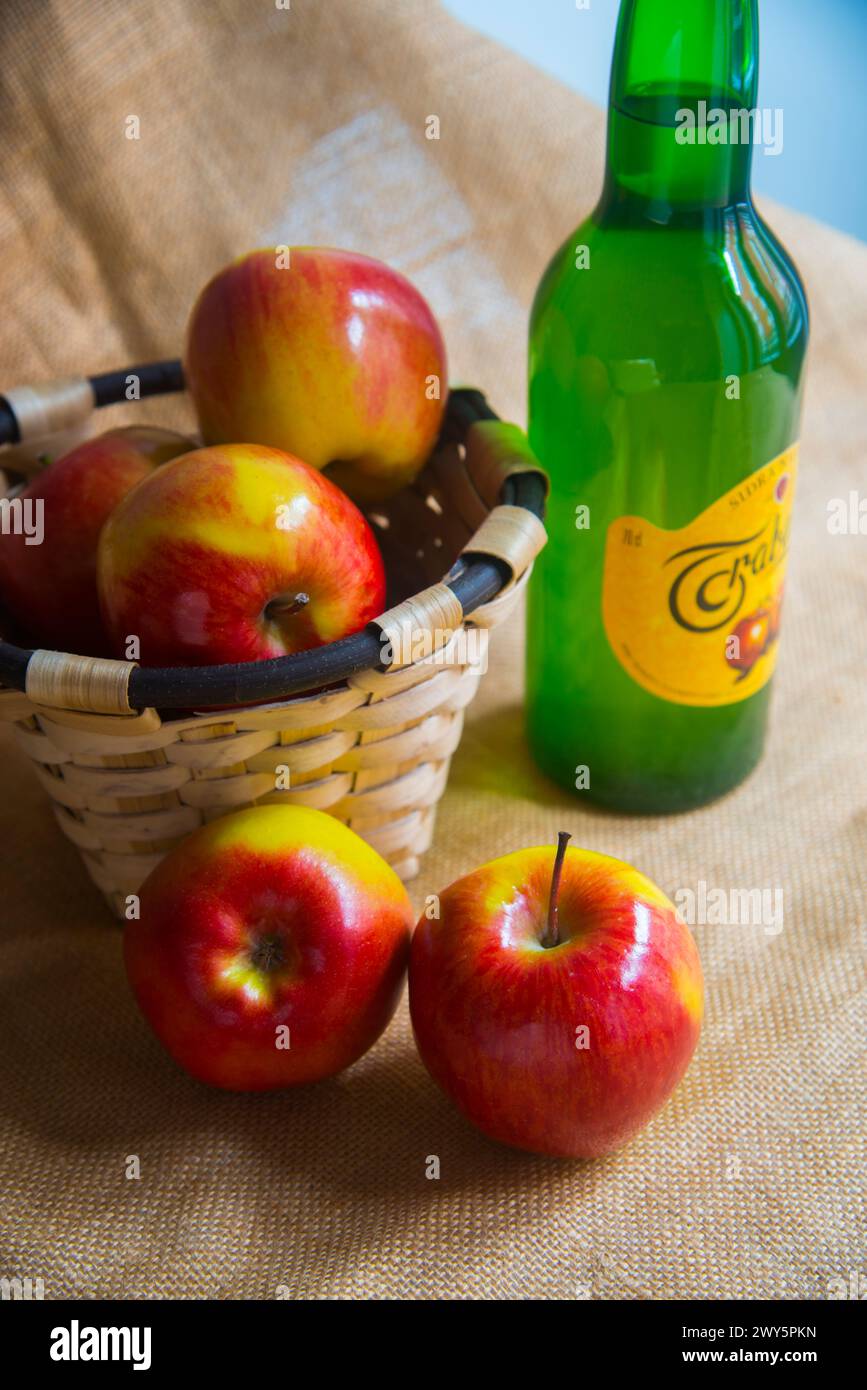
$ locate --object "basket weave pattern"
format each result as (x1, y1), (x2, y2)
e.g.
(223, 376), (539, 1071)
(0, 428), (544, 916)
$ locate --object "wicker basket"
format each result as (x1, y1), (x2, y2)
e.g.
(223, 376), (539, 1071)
(0, 367), (547, 917)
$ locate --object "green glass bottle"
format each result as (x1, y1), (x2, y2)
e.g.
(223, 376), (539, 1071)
(526, 0), (808, 813)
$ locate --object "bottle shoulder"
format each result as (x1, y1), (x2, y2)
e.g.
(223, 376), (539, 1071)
(530, 213), (601, 325)
(751, 206), (810, 330)
(529, 202), (809, 372)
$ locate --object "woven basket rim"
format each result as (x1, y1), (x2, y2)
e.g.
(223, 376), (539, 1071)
(0, 364), (546, 712)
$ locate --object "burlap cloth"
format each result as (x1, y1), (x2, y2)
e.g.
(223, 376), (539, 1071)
(0, 0), (864, 1301)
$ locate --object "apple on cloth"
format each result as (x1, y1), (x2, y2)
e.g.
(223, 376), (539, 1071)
(123, 805), (414, 1090)
(97, 442), (386, 667)
(184, 247), (447, 504)
(409, 833), (703, 1158)
(0, 426), (193, 655)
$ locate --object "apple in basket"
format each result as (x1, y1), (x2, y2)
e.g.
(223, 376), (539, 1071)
(96, 442), (386, 669)
(124, 805), (414, 1089)
(409, 833), (703, 1159)
(0, 426), (193, 655)
(183, 247), (447, 505)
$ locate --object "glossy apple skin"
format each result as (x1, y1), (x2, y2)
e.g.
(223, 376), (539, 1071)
(97, 442), (386, 668)
(124, 805), (414, 1090)
(409, 846), (703, 1159)
(0, 426), (192, 655)
(184, 247), (447, 504)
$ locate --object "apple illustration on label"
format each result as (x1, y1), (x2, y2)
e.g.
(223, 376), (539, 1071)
(97, 442), (386, 668)
(124, 805), (414, 1090)
(0, 426), (193, 655)
(727, 610), (771, 676)
(183, 247), (448, 504)
(409, 833), (703, 1158)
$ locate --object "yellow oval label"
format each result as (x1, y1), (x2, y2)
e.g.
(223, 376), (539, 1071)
(602, 446), (798, 707)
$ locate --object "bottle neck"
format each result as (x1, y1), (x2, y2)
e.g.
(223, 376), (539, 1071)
(600, 0), (759, 219)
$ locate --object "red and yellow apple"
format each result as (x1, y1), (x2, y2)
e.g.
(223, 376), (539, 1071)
(124, 804), (414, 1090)
(97, 442), (386, 668)
(184, 247), (447, 504)
(0, 426), (192, 655)
(409, 834), (703, 1158)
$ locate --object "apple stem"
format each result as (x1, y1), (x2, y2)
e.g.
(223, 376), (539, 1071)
(267, 592), (310, 620)
(543, 831), (572, 949)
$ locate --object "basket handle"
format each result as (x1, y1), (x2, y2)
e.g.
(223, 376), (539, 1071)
(461, 503), (547, 582)
(463, 418), (550, 507)
(371, 583), (464, 673)
(0, 361), (184, 448)
(372, 414), (549, 672)
(25, 649), (138, 716)
(0, 375), (546, 711)
(2, 376), (95, 446)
